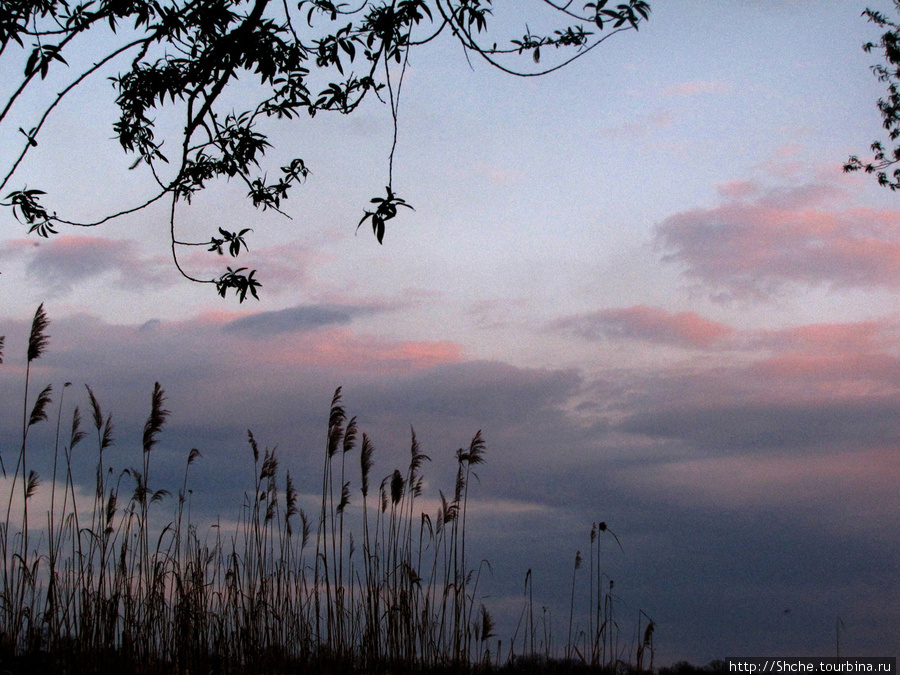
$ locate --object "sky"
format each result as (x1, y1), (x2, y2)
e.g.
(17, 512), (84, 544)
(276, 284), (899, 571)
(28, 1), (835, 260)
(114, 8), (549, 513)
(1, 0), (899, 665)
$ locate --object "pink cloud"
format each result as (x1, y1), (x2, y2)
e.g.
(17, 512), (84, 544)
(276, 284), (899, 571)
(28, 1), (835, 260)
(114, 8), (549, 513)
(555, 304), (734, 348)
(763, 320), (885, 352)
(133, 310), (465, 374)
(251, 328), (463, 372)
(747, 320), (900, 398)
(656, 181), (900, 298)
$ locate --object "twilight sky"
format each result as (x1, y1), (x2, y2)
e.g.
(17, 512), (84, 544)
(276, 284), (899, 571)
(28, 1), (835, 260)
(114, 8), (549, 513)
(1, 0), (899, 664)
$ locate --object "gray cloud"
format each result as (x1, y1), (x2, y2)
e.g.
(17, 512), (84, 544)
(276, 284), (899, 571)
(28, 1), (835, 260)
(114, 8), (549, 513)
(222, 304), (360, 336)
(15, 236), (168, 294)
(618, 397), (900, 455)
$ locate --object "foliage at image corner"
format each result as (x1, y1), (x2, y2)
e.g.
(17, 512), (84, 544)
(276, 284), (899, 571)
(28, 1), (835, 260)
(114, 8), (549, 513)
(0, 0), (650, 301)
(846, 2), (900, 190)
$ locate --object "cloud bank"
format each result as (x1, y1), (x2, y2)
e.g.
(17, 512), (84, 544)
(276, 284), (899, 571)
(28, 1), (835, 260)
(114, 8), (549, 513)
(1, 304), (896, 664)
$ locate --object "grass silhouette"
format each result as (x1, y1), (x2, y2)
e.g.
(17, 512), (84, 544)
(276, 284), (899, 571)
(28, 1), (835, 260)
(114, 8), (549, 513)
(0, 306), (653, 673)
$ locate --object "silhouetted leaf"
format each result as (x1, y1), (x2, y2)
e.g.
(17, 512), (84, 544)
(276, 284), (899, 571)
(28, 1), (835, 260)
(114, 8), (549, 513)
(357, 186), (413, 243)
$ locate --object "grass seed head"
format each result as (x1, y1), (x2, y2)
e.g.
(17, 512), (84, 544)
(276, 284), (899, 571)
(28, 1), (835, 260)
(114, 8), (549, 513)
(27, 303), (49, 363)
(360, 433), (374, 497)
(390, 469), (405, 505)
(142, 383), (169, 454)
(28, 383), (52, 427)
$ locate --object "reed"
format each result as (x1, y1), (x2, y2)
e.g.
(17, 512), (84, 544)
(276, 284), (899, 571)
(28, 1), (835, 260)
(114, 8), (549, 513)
(0, 307), (653, 673)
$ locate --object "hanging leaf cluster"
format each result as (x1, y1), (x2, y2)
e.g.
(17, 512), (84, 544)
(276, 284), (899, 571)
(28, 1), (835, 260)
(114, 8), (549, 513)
(847, 3), (900, 189)
(0, 0), (651, 300)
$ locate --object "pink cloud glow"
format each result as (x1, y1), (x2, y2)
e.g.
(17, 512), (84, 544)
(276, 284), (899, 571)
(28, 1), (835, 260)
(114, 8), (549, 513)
(656, 180), (900, 298)
(555, 304), (735, 348)
(746, 320), (900, 398)
(149, 312), (466, 373)
(266, 328), (464, 371)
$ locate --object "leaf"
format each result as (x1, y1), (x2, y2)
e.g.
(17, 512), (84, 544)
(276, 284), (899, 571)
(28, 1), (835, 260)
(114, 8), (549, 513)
(216, 267), (262, 302)
(356, 186), (413, 244)
(19, 127), (38, 147)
